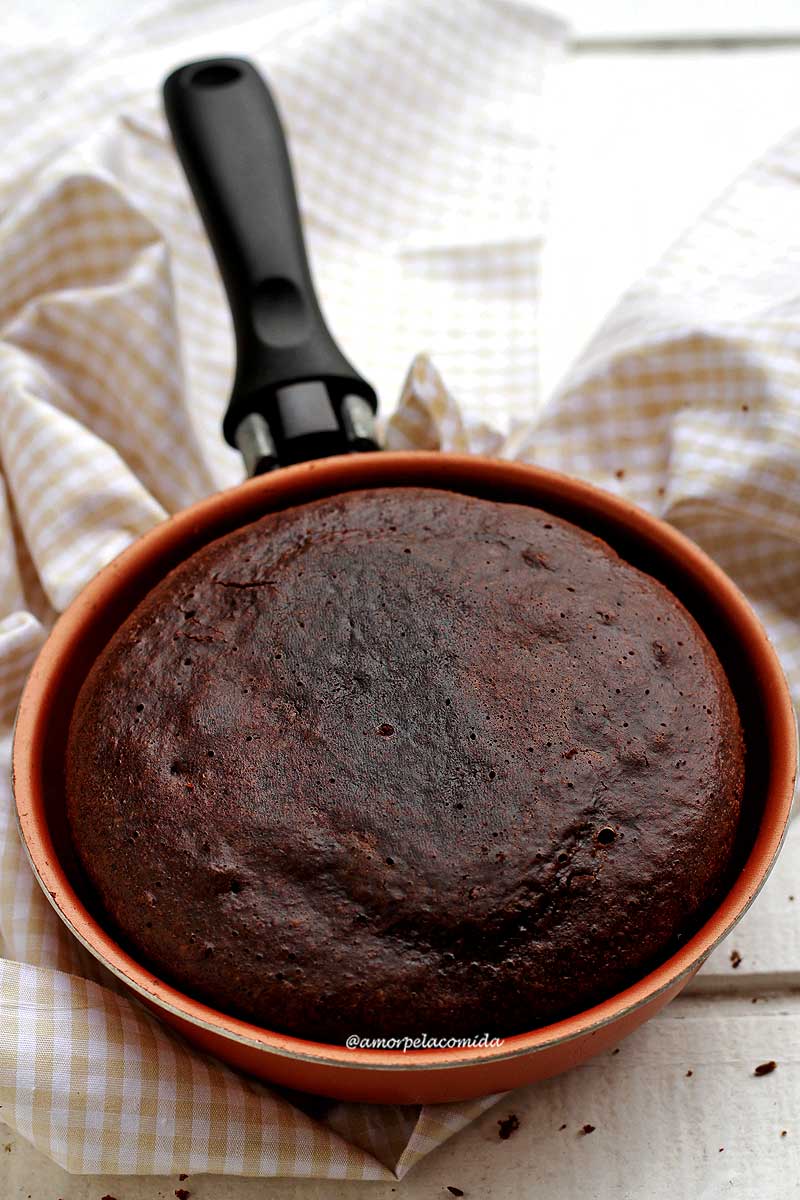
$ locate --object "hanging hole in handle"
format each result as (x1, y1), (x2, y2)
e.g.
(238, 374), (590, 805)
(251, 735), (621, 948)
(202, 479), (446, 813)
(191, 64), (242, 89)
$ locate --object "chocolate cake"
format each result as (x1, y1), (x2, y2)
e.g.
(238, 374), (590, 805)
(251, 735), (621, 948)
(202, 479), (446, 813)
(66, 487), (744, 1042)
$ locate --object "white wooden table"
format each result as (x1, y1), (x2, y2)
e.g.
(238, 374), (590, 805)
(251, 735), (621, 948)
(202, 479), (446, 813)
(2, 2), (799, 1196)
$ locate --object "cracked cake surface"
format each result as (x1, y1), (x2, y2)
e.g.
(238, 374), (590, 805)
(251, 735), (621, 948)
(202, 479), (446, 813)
(66, 487), (745, 1041)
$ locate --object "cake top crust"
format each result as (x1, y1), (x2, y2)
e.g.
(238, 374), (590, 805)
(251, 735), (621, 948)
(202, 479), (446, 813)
(66, 487), (744, 1040)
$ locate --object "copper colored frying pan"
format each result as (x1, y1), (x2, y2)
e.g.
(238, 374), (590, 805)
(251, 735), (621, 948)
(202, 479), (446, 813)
(12, 59), (797, 1104)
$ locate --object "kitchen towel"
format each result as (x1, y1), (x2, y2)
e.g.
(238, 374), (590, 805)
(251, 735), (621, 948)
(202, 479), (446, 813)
(0, 0), (565, 1179)
(1, 0), (799, 1182)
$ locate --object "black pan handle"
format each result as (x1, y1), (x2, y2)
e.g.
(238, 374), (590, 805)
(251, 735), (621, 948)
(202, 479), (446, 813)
(163, 58), (378, 474)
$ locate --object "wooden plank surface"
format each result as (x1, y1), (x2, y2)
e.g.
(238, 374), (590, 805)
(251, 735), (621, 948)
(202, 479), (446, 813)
(539, 48), (800, 400)
(557, 0), (800, 40)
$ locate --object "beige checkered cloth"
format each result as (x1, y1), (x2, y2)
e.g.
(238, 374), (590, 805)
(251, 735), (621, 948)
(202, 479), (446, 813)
(0, 0), (797, 1183)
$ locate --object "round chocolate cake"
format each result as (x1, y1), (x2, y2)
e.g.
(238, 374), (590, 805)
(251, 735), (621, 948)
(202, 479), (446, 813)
(66, 487), (744, 1042)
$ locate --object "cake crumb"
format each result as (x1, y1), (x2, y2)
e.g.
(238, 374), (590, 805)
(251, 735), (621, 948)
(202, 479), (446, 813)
(686, 1070), (693, 1077)
(579, 1124), (596, 1136)
(179, 1175), (188, 1181)
(497, 1113), (520, 1140)
(447, 1188), (465, 1197)
(615, 469), (625, 479)
(754, 1061), (777, 1076)
(729, 949), (742, 969)
(781, 1130), (788, 1138)
(611, 1048), (620, 1055)
(175, 1190), (191, 1200)
(559, 1123), (567, 1131)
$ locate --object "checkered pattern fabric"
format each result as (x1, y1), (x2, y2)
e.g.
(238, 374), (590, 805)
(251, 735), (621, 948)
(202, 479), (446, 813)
(1, 0), (798, 1183)
(0, 0), (562, 1180)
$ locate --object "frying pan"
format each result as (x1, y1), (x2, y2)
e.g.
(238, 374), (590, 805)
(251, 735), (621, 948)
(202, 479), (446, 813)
(12, 58), (797, 1105)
